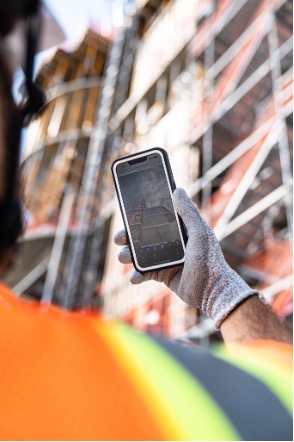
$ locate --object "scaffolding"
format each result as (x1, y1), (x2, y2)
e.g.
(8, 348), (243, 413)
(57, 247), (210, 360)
(5, 31), (112, 304)
(101, 0), (293, 342)
(5, 0), (292, 344)
(6, 21), (141, 309)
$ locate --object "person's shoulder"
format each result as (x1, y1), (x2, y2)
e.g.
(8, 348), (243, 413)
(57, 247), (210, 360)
(113, 329), (293, 440)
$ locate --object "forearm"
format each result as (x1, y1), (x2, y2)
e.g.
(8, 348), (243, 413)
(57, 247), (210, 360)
(220, 295), (292, 345)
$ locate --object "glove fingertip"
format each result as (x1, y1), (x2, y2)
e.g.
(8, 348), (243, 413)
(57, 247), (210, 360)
(118, 246), (132, 264)
(173, 188), (205, 231)
(130, 270), (145, 285)
(172, 188), (193, 210)
(114, 229), (127, 245)
(173, 187), (187, 196)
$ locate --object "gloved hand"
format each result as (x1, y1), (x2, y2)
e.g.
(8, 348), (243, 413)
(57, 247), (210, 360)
(114, 188), (257, 328)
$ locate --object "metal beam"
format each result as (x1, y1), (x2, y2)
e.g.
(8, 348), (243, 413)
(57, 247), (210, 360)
(46, 77), (101, 102)
(188, 117), (277, 196)
(42, 191), (75, 304)
(213, 39), (292, 122)
(261, 275), (293, 302)
(110, 0), (249, 132)
(109, 22), (292, 143)
(202, 1), (215, 219)
(214, 122), (282, 239)
(62, 29), (127, 308)
(210, 6), (275, 80)
(13, 257), (49, 295)
(209, 6), (291, 82)
(188, 61), (292, 199)
(267, 1), (293, 234)
(182, 318), (215, 339)
(190, 40), (292, 143)
(190, 0), (248, 56)
(220, 185), (288, 239)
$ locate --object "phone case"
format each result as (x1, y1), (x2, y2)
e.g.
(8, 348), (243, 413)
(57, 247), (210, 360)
(112, 147), (186, 273)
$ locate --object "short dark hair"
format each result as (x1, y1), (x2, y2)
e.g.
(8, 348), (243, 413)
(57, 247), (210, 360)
(0, 0), (40, 265)
(0, 201), (23, 262)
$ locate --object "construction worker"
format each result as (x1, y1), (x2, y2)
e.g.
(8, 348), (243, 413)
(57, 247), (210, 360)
(0, 1), (292, 440)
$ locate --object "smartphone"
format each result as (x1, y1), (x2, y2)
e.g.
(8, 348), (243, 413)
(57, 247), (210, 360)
(112, 147), (186, 273)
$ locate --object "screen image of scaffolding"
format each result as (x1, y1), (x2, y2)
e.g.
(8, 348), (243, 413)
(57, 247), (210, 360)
(5, 0), (292, 343)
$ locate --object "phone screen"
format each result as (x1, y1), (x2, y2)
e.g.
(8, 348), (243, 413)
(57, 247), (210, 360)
(115, 151), (185, 270)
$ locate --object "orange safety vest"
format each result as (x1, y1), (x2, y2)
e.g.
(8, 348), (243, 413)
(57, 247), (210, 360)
(0, 282), (292, 440)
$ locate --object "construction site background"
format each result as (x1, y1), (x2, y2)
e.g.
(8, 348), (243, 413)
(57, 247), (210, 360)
(5, 0), (293, 345)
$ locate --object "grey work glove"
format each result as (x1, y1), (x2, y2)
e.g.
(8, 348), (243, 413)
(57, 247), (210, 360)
(114, 188), (257, 328)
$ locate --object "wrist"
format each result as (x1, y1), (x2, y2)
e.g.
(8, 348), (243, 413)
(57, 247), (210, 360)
(220, 295), (293, 344)
(203, 267), (257, 329)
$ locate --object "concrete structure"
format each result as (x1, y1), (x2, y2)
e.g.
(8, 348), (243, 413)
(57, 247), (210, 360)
(5, 30), (111, 308)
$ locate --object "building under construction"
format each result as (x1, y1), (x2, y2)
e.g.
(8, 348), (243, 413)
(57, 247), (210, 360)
(5, 0), (293, 344)
(6, 29), (112, 308)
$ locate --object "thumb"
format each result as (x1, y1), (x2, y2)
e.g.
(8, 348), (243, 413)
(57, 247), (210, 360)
(172, 188), (204, 233)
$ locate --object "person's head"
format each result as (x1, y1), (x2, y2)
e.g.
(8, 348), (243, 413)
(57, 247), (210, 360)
(0, 0), (42, 276)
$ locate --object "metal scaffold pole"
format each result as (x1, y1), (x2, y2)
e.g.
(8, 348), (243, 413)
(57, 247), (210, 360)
(60, 15), (139, 309)
(80, 16), (139, 307)
(41, 191), (75, 304)
(60, 29), (127, 308)
(201, 0), (215, 221)
(267, 0), (293, 237)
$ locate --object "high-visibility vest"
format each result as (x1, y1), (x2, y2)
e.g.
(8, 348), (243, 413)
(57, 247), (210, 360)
(0, 282), (292, 440)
